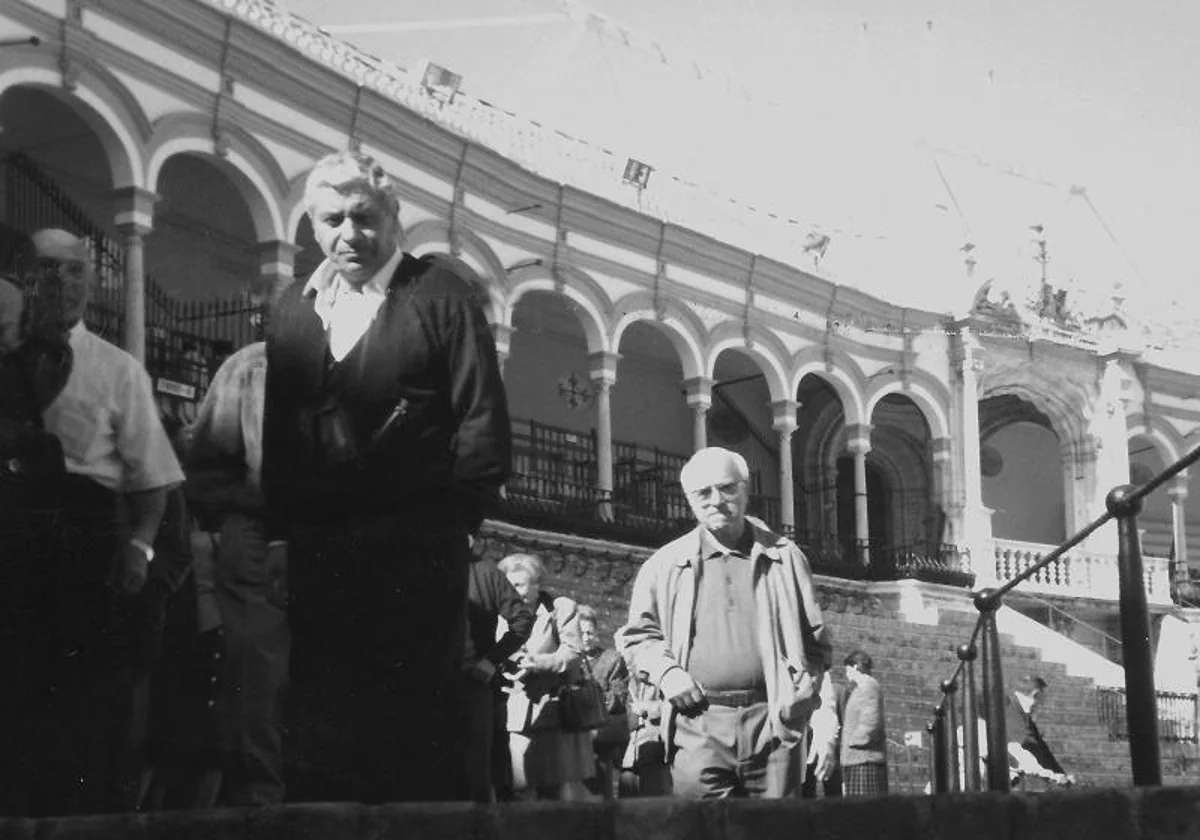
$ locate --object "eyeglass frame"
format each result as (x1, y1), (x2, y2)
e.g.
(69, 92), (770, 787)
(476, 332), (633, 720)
(683, 479), (748, 502)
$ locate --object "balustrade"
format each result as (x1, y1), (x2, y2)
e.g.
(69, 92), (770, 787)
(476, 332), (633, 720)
(992, 537), (1173, 605)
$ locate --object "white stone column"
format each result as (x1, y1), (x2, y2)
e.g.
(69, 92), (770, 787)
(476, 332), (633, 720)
(1170, 473), (1190, 575)
(682, 376), (713, 453)
(490, 323), (513, 379)
(847, 423), (872, 566)
(931, 436), (953, 545)
(1087, 356), (1133, 552)
(589, 351), (619, 520)
(952, 323), (995, 585)
(772, 399), (799, 534)
(112, 186), (158, 364)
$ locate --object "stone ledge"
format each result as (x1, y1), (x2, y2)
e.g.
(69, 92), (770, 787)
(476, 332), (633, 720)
(2, 788), (1200, 840)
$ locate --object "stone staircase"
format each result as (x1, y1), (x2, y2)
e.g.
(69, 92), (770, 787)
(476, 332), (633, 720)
(823, 606), (1200, 794)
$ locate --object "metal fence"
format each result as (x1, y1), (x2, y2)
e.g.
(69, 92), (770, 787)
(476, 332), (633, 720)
(1097, 686), (1199, 744)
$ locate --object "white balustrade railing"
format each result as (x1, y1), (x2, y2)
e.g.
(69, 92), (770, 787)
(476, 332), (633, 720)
(992, 538), (1173, 606)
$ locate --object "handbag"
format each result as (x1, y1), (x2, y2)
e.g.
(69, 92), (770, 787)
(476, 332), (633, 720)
(558, 654), (608, 732)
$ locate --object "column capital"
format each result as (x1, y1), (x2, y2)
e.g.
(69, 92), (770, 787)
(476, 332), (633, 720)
(588, 350), (620, 386)
(931, 436), (953, 461)
(1169, 472), (1190, 503)
(771, 399), (798, 434)
(846, 423), (872, 454)
(256, 239), (302, 263)
(253, 239), (301, 299)
(490, 322), (514, 355)
(111, 186), (159, 233)
(682, 375), (713, 409)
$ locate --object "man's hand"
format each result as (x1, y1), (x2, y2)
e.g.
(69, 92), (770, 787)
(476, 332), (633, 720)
(112, 540), (149, 595)
(810, 737), (837, 781)
(660, 667), (707, 716)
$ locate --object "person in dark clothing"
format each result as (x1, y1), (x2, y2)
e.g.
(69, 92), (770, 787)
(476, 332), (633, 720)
(262, 150), (511, 803)
(462, 553), (535, 803)
(578, 605), (629, 800)
(1, 230), (184, 816)
(1005, 674), (1074, 790)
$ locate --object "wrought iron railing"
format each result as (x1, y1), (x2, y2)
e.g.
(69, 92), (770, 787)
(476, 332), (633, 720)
(3, 152), (268, 414)
(4, 152), (126, 344)
(1097, 686), (1198, 745)
(927, 443), (1200, 793)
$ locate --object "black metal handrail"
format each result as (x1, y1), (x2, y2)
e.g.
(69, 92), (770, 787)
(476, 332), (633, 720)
(926, 443), (1200, 793)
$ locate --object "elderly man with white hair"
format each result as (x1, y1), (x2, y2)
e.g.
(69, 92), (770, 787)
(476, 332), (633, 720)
(617, 446), (836, 799)
(2, 228), (184, 817)
(262, 150), (510, 803)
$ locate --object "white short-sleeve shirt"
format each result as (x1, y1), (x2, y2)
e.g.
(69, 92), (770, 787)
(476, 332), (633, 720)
(42, 322), (184, 493)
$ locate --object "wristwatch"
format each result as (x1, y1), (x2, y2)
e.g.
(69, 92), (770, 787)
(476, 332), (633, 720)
(129, 538), (156, 563)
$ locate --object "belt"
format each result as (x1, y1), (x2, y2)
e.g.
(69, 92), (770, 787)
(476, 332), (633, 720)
(705, 687), (768, 708)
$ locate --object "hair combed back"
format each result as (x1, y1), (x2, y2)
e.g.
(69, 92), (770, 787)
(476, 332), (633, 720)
(304, 150), (400, 218)
(498, 552), (545, 583)
(679, 446), (750, 493)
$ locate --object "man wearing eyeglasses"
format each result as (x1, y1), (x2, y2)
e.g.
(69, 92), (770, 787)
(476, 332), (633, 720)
(5, 229), (184, 816)
(617, 446), (835, 798)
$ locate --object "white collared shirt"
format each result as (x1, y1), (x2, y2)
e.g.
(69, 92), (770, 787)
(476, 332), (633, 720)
(303, 247), (403, 362)
(42, 322), (185, 493)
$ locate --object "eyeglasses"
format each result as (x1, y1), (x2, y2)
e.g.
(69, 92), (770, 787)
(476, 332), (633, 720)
(685, 480), (745, 502)
(32, 256), (87, 278)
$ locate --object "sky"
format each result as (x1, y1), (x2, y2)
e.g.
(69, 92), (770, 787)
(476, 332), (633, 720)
(277, 0), (1200, 325)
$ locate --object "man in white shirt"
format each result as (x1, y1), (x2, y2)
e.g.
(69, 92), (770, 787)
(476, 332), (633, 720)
(9, 229), (184, 817)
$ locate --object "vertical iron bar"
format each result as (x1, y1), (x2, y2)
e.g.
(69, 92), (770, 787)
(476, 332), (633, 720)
(959, 643), (981, 792)
(975, 590), (1010, 792)
(1107, 485), (1162, 785)
(942, 679), (960, 792)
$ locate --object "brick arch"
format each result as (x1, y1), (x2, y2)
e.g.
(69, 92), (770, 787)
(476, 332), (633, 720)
(705, 323), (791, 404)
(791, 347), (867, 427)
(1127, 413), (1187, 467)
(864, 372), (952, 440)
(404, 220), (507, 287)
(979, 382), (1086, 449)
(505, 264), (609, 355)
(146, 114), (287, 242)
(283, 172), (313, 243)
(609, 292), (705, 382)
(0, 52), (148, 189)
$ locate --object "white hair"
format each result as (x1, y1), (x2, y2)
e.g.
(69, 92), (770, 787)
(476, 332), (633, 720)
(679, 446), (749, 492)
(498, 552), (545, 583)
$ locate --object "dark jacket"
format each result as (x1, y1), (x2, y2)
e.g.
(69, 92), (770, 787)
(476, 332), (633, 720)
(466, 555), (535, 669)
(1004, 693), (1065, 775)
(261, 253), (511, 535)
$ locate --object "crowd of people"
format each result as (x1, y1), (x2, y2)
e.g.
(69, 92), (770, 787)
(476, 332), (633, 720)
(0, 148), (1071, 816)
